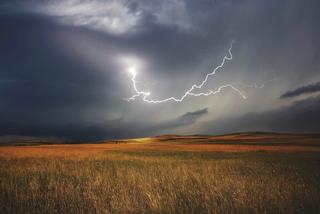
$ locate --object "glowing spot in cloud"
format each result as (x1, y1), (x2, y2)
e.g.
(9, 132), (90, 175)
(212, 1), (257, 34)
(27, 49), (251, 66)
(128, 67), (137, 76)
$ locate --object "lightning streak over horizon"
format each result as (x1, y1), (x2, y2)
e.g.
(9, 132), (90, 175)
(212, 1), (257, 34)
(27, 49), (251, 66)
(127, 41), (247, 103)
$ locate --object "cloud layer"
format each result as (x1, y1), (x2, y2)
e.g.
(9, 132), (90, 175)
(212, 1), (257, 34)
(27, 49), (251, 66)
(0, 0), (320, 140)
(34, 0), (142, 34)
(280, 82), (320, 99)
(201, 96), (320, 134)
(3, 0), (193, 35)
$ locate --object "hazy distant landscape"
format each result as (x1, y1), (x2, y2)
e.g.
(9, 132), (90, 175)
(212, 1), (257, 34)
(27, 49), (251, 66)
(1, 132), (320, 213)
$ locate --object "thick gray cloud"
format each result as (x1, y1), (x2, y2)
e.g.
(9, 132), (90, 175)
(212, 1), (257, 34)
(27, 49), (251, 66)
(155, 108), (208, 131)
(0, 0), (320, 140)
(0, 107), (207, 141)
(280, 82), (320, 99)
(201, 96), (320, 134)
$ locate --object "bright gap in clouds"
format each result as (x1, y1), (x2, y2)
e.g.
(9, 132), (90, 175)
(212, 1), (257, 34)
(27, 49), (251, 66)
(33, 0), (142, 34)
(30, 0), (192, 35)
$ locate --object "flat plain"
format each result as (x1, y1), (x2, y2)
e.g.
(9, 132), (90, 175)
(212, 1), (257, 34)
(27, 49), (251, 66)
(1, 132), (320, 213)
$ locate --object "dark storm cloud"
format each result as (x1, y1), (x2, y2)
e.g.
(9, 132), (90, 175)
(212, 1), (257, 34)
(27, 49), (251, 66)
(0, 108), (207, 141)
(0, 15), (125, 125)
(155, 108), (208, 131)
(1, 0), (320, 140)
(280, 82), (320, 99)
(202, 96), (320, 134)
(74, 108), (208, 140)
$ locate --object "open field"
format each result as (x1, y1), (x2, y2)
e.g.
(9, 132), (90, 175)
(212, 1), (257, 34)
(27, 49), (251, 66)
(1, 133), (320, 213)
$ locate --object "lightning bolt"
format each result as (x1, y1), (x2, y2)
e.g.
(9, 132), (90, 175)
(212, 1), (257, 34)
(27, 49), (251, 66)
(127, 41), (247, 104)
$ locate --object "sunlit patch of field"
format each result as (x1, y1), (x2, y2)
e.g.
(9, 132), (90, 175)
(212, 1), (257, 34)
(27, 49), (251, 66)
(1, 133), (320, 213)
(1, 143), (320, 159)
(1, 132), (320, 159)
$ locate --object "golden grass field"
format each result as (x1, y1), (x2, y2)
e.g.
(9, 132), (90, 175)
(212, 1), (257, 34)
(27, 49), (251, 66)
(1, 133), (320, 213)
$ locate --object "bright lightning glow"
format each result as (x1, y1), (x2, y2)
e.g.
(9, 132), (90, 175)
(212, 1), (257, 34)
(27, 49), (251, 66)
(127, 41), (247, 103)
(128, 66), (137, 76)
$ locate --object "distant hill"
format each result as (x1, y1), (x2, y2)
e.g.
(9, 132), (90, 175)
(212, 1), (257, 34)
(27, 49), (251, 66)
(151, 132), (319, 146)
(0, 136), (65, 146)
(1, 132), (320, 147)
(99, 132), (320, 147)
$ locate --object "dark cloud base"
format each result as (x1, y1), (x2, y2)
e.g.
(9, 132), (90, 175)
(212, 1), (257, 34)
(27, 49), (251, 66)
(202, 95), (320, 134)
(281, 82), (320, 99)
(0, 108), (207, 141)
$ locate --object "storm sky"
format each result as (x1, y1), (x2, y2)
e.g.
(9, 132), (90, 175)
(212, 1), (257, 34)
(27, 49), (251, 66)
(1, 0), (320, 141)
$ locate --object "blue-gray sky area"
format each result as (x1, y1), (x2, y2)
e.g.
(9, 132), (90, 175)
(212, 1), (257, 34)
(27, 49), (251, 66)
(1, 0), (320, 141)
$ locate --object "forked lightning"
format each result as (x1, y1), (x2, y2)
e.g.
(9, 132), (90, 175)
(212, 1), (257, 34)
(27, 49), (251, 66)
(127, 41), (246, 103)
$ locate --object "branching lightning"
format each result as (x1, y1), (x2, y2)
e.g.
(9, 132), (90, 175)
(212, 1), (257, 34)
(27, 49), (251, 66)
(127, 41), (247, 104)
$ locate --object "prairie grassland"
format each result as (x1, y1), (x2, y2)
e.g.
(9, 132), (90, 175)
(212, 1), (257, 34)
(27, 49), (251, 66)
(1, 147), (320, 213)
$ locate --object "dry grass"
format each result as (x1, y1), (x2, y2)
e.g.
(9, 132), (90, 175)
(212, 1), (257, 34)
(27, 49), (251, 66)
(1, 141), (320, 160)
(1, 146), (320, 213)
(1, 133), (320, 213)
